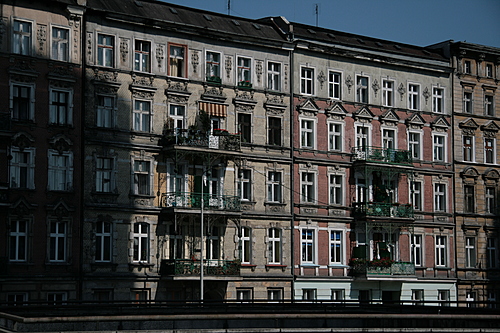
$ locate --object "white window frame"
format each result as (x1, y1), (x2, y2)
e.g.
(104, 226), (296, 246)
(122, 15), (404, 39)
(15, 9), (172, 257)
(465, 237), (476, 268)
(134, 40), (151, 72)
(267, 61), (281, 92)
(268, 116), (282, 146)
(51, 26), (69, 62)
(12, 19), (32, 55)
(438, 290), (450, 307)
(97, 34), (114, 67)
(9, 219), (28, 262)
(433, 134), (446, 162)
(300, 66), (314, 95)
(329, 230), (343, 265)
(485, 94), (494, 116)
(411, 180), (423, 211)
(95, 156), (115, 193)
(487, 238), (497, 268)
(240, 227), (251, 264)
(411, 234), (423, 267)
(464, 60), (472, 74)
(49, 88), (73, 125)
(205, 50), (221, 80)
(382, 79), (394, 107)
(268, 227), (281, 264)
(237, 56), (252, 84)
(484, 138), (496, 164)
(328, 70), (341, 100)
(486, 63), (494, 78)
(432, 87), (444, 113)
(47, 292), (67, 305)
(355, 123), (371, 150)
(95, 221), (112, 262)
(382, 128), (396, 150)
(132, 222), (149, 263)
(408, 83), (420, 110)
(435, 235), (447, 267)
(329, 174), (343, 205)
(356, 75), (369, 103)
(96, 94), (115, 128)
(49, 220), (67, 262)
(463, 91), (473, 113)
(302, 289), (317, 301)
(267, 171), (282, 203)
(48, 149), (73, 192)
(462, 135), (474, 162)
(10, 82), (35, 121)
(486, 187), (496, 214)
(10, 146), (35, 189)
(238, 169), (252, 201)
(300, 118), (316, 149)
(267, 288), (283, 301)
(169, 104), (186, 131)
(206, 226), (220, 260)
(300, 171), (316, 204)
(133, 99), (152, 132)
(167, 163), (186, 193)
(328, 121), (343, 151)
(301, 228), (316, 264)
(331, 289), (344, 301)
(168, 43), (187, 78)
(408, 131), (422, 160)
(434, 183), (447, 212)
(132, 159), (153, 196)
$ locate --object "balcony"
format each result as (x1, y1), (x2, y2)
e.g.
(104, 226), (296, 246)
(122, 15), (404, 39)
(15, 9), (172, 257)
(352, 146), (412, 165)
(160, 129), (240, 152)
(161, 192), (241, 212)
(353, 202), (414, 218)
(160, 259), (240, 276)
(350, 260), (415, 277)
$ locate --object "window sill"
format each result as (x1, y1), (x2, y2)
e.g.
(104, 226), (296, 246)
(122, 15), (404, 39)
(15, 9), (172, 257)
(265, 264), (287, 272)
(91, 262), (118, 272)
(300, 263), (320, 268)
(328, 264), (349, 268)
(128, 262), (154, 272)
(241, 264), (257, 272)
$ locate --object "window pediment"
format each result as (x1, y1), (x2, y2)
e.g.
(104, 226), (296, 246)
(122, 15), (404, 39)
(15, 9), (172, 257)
(431, 116), (450, 132)
(405, 112), (425, 129)
(379, 109), (399, 125)
(352, 106), (374, 122)
(297, 97), (320, 115)
(325, 102), (347, 119)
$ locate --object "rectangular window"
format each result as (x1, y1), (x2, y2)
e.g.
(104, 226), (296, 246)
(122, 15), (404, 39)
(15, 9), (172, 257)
(167, 163), (185, 193)
(329, 174), (342, 205)
(206, 226), (220, 260)
(7, 293), (27, 306)
(382, 80), (393, 107)
(268, 228), (281, 264)
(267, 288), (282, 301)
(48, 292), (67, 305)
(169, 105), (185, 130)
(464, 185), (475, 213)
(438, 290), (450, 307)
(411, 181), (422, 211)
(133, 100), (151, 132)
(331, 290), (344, 301)
(328, 122), (342, 151)
(487, 292), (497, 309)
(356, 76), (368, 103)
(465, 237), (476, 268)
(464, 91), (473, 113)
(97, 34), (114, 67)
(356, 126), (369, 150)
(268, 117), (282, 146)
(95, 221), (112, 262)
(485, 138), (495, 164)
(13, 20), (31, 55)
(206, 51), (221, 81)
(96, 157), (113, 193)
(48, 150), (73, 191)
(168, 44), (186, 77)
(435, 235), (447, 267)
(238, 113), (251, 143)
(330, 230), (343, 264)
(463, 136), (474, 161)
(411, 234), (422, 267)
(133, 222), (149, 262)
(409, 132), (421, 160)
(131, 289), (148, 303)
(486, 187), (496, 214)
(412, 290), (424, 304)
(12, 85), (33, 121)
(329, 71), (341, 99)
(434, 183), (446, 212)
(96, 95), (114, 128)
(51, 27), (69, 61)
(301, 67), (314, 95)
(267, 171), (282, 203)
(433, 135), (445, 162)
(487, 238), (497, 268)
(134, 40), (150, 72)
(485, 95), (494, 116)
(239, 169), (251, 201)
(486, 64), (494, 78)
(237, 289), (252, 301)
(267, 62), (281, 91)
(301, 172), (315, 203)
(49, 89), (72, 125)
(133, 160), (151, 196)
(237, 56), (252, 84)
(169, 224), (183, 259)
(464, 60), (472, 74)
(241, 227), (251, 264)
(10, 147), (35, 189)
(49, 221), (67, 262)
(408, 84), (420, 110)
(382, 128), (395, 150)
(9, 220), (28, 262)
(302, 289), (316, 301)
(300, 119), (314, 148)
(432, 87), (444, 113)
(301, 229), (315, 263)
(466, 291), (476, 308)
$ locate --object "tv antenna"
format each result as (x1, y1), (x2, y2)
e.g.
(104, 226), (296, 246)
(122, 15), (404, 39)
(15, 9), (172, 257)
(314, 3), (319, 27)
(228, 0), (231, 15)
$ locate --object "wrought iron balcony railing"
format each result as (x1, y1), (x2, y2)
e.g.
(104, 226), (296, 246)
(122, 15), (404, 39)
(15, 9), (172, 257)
(160, 259), (241, 276)
(350, 261), (415, 276)
(160, 129), (241, 151)
(352, 146), (413, 165)
(353, 202), (414, 218)
(161, 192), (241, 211)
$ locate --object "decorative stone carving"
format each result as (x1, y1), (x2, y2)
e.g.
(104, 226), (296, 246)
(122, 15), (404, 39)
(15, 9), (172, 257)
(87, 32), (93, 63)
(225, 55), (232, 79)
(156, 44), (164, 70)
(423, 87), (431, 103)
(325, 102), (347, 119)
(345, 75), (354, 93)
(255, 60), (263, 83)
(372, 79), (380, 96)
(92, 68), (118, 82)
(430, 116), (450, 132)
(0, 18), (6, 46)
(9, 59), (38, 82)
(120, 38), (129, 64)
(379, 109), (399, 125)
(191, 50), (200, 73)
(202, 84), (226, 102)
(284, 64), (288, 90)
(265, 93), (285, 106)
(50, 135), (73, 153)
(397, 83), (406, 101)
(165, 79), (191, 103)
(405, 112), (425, 129)
(36, 25), (47, 56)
(297, 98), (320, 115)
(459, 118), (478, 136)
(317, 70), (326, 89)
(12, 132), (34, 151)
(353, 106), (374, 122)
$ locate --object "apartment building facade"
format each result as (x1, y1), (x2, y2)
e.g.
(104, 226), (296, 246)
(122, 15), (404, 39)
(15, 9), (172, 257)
(81, 0), (293, 301)
(0, 0), (85, 303)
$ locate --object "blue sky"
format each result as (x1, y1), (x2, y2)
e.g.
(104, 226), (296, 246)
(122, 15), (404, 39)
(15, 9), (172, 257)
(161, 0), (500, 48)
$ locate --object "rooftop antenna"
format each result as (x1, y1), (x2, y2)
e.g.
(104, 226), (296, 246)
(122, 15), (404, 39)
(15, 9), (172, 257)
(314, 3), (319, 27)
(228, 0), (231, 15)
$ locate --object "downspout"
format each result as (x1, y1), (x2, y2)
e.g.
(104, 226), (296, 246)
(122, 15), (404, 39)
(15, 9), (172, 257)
(450, 49), (458, 302)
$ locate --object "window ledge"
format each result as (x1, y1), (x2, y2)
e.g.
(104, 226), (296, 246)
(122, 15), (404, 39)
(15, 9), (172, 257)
(265, 264), (287, 272)
(128, 262), (154, 272)
(328, 264), (349, 268)
(264, 202), (286, 206)
(241, 264), (257, 272)
(300, 264), (320, 268)
(91, 262), (118, 272)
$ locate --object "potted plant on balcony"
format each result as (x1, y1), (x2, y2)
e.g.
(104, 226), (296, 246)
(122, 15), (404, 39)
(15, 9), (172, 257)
(213, 128), (229, 136)
(238, 80), (252, 89)
(207, 75), (222, 84)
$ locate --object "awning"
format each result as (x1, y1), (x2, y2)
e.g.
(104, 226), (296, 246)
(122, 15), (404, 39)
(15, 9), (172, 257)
(199, 102), (227, 117)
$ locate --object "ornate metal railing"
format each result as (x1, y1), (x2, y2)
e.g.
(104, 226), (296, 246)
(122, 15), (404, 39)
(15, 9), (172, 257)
(160, 259), (241, 276)
(352, 146), (412, 165)
(353, 202), (414, 218)
(161, 129), (240, 151)
(161, 192), (241, 211)
(351, 261), (415, 276)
